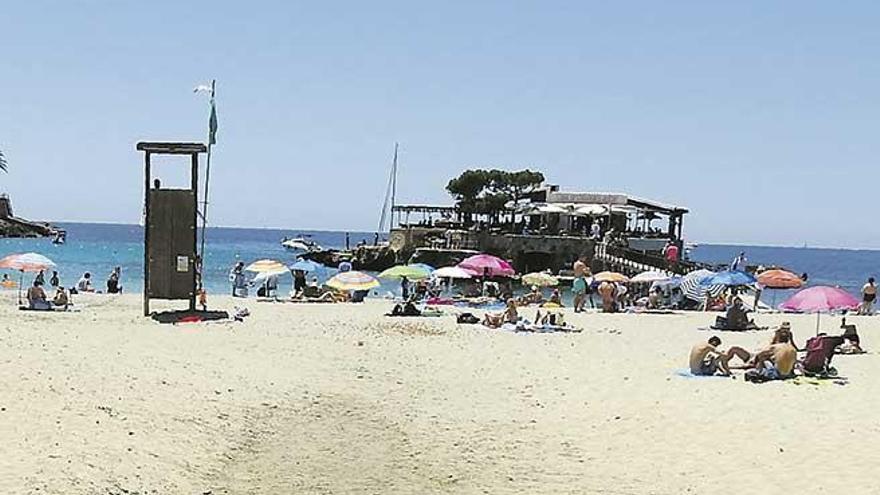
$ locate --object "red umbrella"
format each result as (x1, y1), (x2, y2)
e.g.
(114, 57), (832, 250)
(757, 269), (803, 289)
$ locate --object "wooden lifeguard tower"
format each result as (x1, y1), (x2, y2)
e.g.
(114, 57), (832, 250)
(137, 142), (206, 316)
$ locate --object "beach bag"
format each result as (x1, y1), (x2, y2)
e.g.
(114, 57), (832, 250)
(457, 313), (480, 324)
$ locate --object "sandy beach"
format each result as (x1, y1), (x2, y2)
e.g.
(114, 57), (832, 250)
(2, 292), (879, 494)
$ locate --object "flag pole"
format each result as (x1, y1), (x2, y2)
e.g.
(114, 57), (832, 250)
(198, 79), (216, 290)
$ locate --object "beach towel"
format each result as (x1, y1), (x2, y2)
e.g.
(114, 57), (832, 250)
(674, 369), (732, 379)
(523, 324), (582, 333)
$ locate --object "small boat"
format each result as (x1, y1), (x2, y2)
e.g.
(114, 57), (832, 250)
(281, 235), (322, 254)
(52, 230), (66, 245)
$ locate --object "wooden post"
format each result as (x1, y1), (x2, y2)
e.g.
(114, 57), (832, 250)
(190, 152), (199, 311)
(143, 151), (152, 316)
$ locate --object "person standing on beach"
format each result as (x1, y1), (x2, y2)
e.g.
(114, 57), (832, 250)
(49, 270), (59, 289)
(860, 277), (877, 315)
(345, 233), (351, 250)
(730, 251), (747, 271)
(663, 241), (679, 271)
(400, 276), (410, 300)
(590, 220), (601, 240)
(572, 257), (588, 312)
(229, 261), (246, 297)
(292, 269), (307, 296)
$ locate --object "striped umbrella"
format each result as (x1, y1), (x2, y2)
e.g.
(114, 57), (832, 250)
(245, 259), (288, 276)
(0, 253), (56, 306)
(326, 270), (379, 291)
(0, 252), (56, 272)
(680, 269), (726, 303)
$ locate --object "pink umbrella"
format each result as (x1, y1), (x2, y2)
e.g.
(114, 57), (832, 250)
(779, 286), (860, 334)
(457, 254), (515, 278)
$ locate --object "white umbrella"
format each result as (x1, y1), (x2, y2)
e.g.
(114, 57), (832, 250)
(433, 266), (473, 279)
(631, 270), (674, 283)
(574, 204), (608, 216)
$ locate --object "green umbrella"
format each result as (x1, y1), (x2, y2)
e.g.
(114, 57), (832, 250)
(378, 265), (431, 280)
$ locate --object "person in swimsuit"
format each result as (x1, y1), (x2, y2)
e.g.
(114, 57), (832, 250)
(689, 336), (734, 376)
(483, 299), (519, 328)
(572, 257), (588, 312)
(751, 331), (797, 380)
(859, 277), (876, 315)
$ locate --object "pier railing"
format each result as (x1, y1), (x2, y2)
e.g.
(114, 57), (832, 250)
(593, 243), (708, 275)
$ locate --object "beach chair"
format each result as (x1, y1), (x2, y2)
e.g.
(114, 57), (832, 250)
(802, 334), (845, 376)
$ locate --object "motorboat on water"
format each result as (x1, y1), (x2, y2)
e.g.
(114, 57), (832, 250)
(52, 230), (66, 245)
(281, 235), (322, 254)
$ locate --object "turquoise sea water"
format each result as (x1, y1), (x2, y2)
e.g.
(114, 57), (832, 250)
(0, 223), (875, 302)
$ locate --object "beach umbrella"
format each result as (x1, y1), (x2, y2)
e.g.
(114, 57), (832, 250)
(573, 204), (608, 216)
(289, 259), (322, 272)
(680, 269), (726, 303)
(245, 259), (288, 276)
(593, 271), (630, 283)
(0, 252), (57, 305)
(521, 272), (559, 287)
(779, 286), (861, 334)
(325, 270), (380, 291)
(631, 270), (674, 284)
(410, 263), (436, 273)
(433, 266), (472, 279)
(699, 270), (757, 287)
(458, 254), (515, 278)
(378, 264), (431, 280)
(757, 269), (803, 289)
(0, 252), (56, 272)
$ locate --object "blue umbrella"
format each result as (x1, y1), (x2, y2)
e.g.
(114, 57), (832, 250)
(410, 263), (436, 273)
(290, 259), (323, 272)
(699, 270), (756, 287)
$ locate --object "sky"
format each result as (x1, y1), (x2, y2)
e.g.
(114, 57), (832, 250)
(1, 1), (879, 248)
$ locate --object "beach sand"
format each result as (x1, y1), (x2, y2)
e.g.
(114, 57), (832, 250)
(2, 292), (879, 494)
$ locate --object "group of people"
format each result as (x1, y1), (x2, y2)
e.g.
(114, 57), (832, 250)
(690, 324), (798, 379)
(20, 267), (122, 310)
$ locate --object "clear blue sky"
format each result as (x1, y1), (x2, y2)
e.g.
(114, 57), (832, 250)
(2, 1), (878, 248)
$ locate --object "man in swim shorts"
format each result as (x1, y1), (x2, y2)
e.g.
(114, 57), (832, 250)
(689, 336), (731, 376)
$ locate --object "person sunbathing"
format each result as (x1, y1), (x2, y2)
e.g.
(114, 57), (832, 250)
(52, 287), (70, 309)
(689, 336), (734, 376)
(390, 301), (422, 317)
(517, 286), (544, 306)
(27, 281), (51, 310)
(483, 299), (519, 328)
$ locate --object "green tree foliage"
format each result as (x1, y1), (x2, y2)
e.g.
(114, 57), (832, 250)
(446, 168), (545, 224)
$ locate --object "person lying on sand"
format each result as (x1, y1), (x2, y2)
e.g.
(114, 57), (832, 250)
(483, 299), (519, 328)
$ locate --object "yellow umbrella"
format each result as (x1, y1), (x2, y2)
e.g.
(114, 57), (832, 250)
(593, 271), (629, 283)
(521, 272), (559, 287)
(244, 259), (288, 276)
(326, 270), (380, 291)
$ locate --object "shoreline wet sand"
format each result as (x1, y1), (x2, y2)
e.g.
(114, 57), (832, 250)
(2, 293), (879, 494)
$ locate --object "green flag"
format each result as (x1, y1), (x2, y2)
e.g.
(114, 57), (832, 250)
(208, 99), (218, 145)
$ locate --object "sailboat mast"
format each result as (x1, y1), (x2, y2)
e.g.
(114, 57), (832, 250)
(390, 142), (398, 230)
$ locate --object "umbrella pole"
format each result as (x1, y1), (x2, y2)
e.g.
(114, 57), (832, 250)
(815, 311), (820, 336)
(18, 271), (23, 306)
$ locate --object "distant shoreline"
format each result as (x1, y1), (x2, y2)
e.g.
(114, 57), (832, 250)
(47, 220), (880, 253)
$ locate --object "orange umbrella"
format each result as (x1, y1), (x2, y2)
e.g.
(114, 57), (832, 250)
(757, 269), (803, 289)
(592, 271), (630, 283)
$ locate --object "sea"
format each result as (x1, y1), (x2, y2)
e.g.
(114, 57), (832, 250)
(0, 223), (876, 303)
